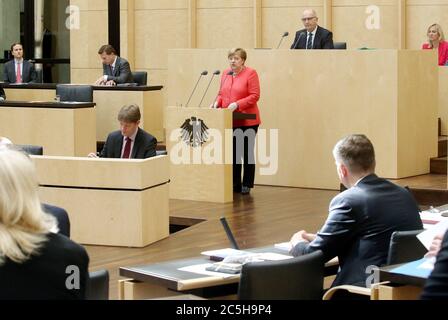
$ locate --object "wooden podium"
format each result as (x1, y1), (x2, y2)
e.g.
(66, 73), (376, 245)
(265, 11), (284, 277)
(168, 49), (438, 189)
(166, 107), (233, 203)
(0, 100), (95, 156)
(33, 155), (170, 247)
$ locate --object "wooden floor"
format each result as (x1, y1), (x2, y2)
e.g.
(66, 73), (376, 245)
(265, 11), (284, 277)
(84, 173), (447, 299)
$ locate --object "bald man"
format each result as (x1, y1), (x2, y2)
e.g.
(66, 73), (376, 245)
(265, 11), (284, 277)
(290, 9), (334, 49)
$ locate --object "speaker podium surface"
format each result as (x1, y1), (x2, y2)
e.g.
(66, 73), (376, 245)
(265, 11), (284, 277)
(166, 107), (233, 203)
(33, 155), (170, 247)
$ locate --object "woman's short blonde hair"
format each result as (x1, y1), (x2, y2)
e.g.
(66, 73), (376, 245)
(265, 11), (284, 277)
(427, 23), (445, 47)
(228, 48), (247, 61)
(0, 148), (57, 265)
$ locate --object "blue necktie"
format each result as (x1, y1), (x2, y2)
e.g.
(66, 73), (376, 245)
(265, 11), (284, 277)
(307, 33), (313, 49)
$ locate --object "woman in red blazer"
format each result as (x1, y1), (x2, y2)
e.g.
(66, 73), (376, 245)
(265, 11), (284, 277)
(422, 23), (448, 66)
(212, 48), (261, 194)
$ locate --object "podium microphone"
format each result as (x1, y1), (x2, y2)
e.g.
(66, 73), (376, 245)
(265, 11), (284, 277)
(185, 70), (208, 107)
(198, 70), (220, 107)
(210, 70), (234, 108)
(291, 32), (304, 49)
(276, 31), (289, 49)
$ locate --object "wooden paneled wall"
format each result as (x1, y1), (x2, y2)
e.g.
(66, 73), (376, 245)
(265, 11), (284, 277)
(70, 0), (448, 86)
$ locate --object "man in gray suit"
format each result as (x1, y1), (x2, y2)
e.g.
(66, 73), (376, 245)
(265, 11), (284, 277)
(94, 44), (134, 86)
(3, 43), (37, 84)
(289, 134), (422, 287)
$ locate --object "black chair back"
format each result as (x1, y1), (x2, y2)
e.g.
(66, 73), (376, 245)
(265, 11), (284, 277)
(334, 42), (347, 49)
(387, 229), (427, 265)
(238, 250), (324, 300)
(132, 71), (148, 86)
(56, 84), (93, 102)
(86, 270), (109, 300)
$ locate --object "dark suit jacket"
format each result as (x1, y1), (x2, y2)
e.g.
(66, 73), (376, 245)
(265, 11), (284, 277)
(421, 232), (448, 299)
(103, 56), (134, 84)
(42, 203), (70, 238)
(100, 127), (157, 159)
(290, 26), (334, 49)
(3, 60), (37, 83)
(0, 232), (89, 300)
(291, 174), (423, 287)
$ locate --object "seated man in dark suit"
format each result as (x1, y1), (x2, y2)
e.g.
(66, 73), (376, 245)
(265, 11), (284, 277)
(88, 104), (157, 159)
(94, 44), (134, 86)
(3, 43), (37, 83)
(421, 231), (448, 299)
(289, 134), (423, 287)
(290, 9), (334, 49)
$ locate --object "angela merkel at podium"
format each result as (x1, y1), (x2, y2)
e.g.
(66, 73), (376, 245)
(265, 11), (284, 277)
(211, 48), (261, 195)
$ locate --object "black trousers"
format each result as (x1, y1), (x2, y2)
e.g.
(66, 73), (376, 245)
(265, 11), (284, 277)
(233, 125), (259, 190)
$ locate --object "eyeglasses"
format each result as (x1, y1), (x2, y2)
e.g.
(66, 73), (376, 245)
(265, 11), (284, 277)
(301, 17), (316, 22)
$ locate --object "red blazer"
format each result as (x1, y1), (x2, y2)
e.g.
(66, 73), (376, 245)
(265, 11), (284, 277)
(216, 67), (261, 127)
(422, 41), (448, 66)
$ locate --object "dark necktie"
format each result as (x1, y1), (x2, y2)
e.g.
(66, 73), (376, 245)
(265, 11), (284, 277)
(110, 65), (114, 74)
(307, 33), (313, 49)
(122, 137), (132, 159)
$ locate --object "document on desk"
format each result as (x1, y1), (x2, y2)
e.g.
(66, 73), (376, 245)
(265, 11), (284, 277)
(389, 257), (435, 279)
(201, 248), (250, 261)
(417, 218), (448, 250)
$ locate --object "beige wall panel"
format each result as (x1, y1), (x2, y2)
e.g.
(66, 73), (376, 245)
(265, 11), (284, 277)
(134, 9), (189, 70)
(333, 0), (396, 4)
(121, 9), (129, 60)
(4, 88), (55, 101)
(397, 50), (438, 176)
(70, 10), (108, 69)
(262, 6), (324, 49)
(406, 3), (448, 49)
(71, 0), (108, 11)
(197, 0), (253, 8)
(134, 0), (188, 10)
(71, 68), (104, 84)
(440, 68), (448, 135)
(332, 4), (398, 49)
(196, 8), (254, 48)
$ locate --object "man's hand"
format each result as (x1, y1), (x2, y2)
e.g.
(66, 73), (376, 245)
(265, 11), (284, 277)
(87, 152), (99, 158)
(425, 232), (445, 258)
(290, 230), (316, 248)
(94, 77), (106, 86)
(105, 80), (116, 86)
(210, 101), (219, 109)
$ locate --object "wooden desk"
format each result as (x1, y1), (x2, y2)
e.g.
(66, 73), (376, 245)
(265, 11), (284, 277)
(33, 155), (170, 247)
(168, 49), (438, 189)
(377, 263), (426, 300)
(1, 83), (164, 142)
(0, 100), (95, 156)
(118, 246), (338, 300)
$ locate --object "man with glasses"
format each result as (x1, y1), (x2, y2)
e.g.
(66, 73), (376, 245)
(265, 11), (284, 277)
(290, 9), (334, 50)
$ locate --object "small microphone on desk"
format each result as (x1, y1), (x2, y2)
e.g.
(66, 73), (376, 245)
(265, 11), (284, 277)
(210, 70), (234, 108)
(185, 70), (208, 108)
(291, 32), (304, 49)
(198, 70), (220, 108)
(276, 31), (289, 49)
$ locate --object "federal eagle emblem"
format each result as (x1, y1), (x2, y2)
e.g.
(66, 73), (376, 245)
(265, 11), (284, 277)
(180, 117), (209, 147)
